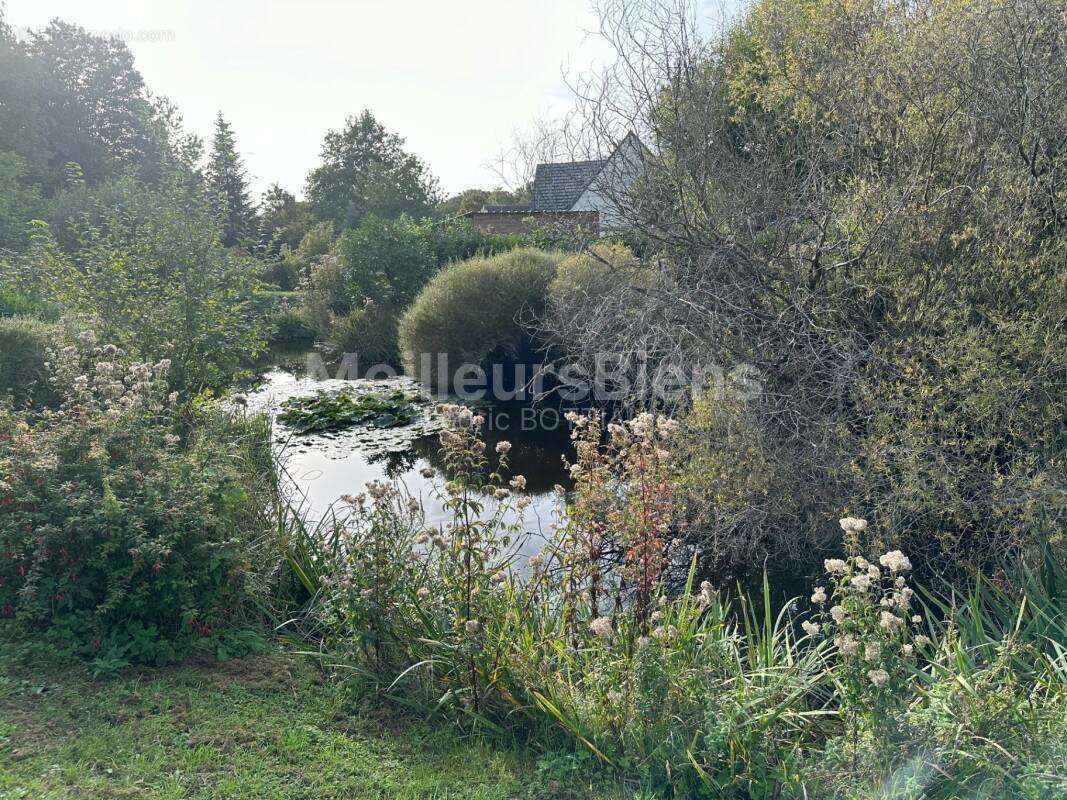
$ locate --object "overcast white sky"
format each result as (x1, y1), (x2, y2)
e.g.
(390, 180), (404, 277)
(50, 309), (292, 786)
(5, 0), (734, 200)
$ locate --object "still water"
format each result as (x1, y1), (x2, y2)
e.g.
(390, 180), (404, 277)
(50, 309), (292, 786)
(247, 368), (574, 560)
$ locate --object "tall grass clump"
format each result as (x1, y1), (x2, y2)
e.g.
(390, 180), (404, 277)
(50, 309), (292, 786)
(397, 247), (562, 388)
(281, 407), (1067, 797)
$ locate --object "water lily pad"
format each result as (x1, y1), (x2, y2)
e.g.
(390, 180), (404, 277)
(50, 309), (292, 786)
(278, 388), (423, 435)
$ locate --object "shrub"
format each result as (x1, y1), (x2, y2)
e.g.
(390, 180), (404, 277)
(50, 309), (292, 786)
(547, 242), (641, 306)
(338, 215), (530, 312)
(0, 331), (274, 665)
(670, 388), (816, 573)
(398, 247), (562, 387)
(0, 286), (60, 320)
(338, 214), (436, 309)
(270, 305), (316, 347)
(326, 301), (400, 368)
(0, 316), (58, 408)
(29, 178), (269, 395)
(299, 253), (348, 337)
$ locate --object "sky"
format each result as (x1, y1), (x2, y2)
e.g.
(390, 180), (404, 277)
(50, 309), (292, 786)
(4, 0), (627, 199)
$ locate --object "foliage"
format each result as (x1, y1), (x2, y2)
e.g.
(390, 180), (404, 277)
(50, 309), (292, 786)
(23, 178), (268, 394)
(206, 112), (256, 248)
(670, 387), (810, 573)
(256, 183), (313, 257)
(437, 186), (531, 216)
(0, 150), (46, 251)
(325, 301), (402, 368)
(305, 110), (439, 229)
(0, 331), (275, 665)
(0, 316), (58, 408)
(278, 387), (423, 434)
(398, 248), (563, 387)
(547, 242), (643, 308)
(0, 15), (190, 194)
(0, 285), (59, 321)
(299, 251), (347, 336)
(337, 214), (532, 310)
(545, 0), (1067, 574)
(282, 412), (1067, 798)
(268, 303), (316, 347)
(338, 214), (436, 308)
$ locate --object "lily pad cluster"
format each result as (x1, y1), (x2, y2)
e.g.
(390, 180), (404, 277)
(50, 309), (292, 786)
(278, 388), (423, 434)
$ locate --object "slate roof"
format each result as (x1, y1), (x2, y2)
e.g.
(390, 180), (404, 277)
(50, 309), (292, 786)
(531, 158), (607, 212)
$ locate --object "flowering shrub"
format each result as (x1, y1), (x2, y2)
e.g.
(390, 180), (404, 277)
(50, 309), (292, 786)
(0, 330), (273, 665)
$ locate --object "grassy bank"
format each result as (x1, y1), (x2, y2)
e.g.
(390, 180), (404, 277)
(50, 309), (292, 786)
(0, 647), (632, 800)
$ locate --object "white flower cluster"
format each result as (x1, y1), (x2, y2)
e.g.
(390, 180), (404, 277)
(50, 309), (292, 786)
(589, 616), (614, 639)
(55, 332), (174, 413)
(838, 517), (868, 533)
(437, 403), (477, 429)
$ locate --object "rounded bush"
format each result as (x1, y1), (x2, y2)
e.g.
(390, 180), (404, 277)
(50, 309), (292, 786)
(548, 242), (641, 306)
(0, 316), (58, 408)
(398, 248), (562, 387)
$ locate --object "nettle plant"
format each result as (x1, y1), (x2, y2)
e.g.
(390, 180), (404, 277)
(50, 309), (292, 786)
(805, 517), (930, 763)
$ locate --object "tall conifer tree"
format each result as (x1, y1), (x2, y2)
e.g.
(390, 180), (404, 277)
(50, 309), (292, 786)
(206, 112), (255, 247)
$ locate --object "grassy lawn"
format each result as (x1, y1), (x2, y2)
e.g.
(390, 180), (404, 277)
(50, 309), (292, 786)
(0, 650), (634, 800)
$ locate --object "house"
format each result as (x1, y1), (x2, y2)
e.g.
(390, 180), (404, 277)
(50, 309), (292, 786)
(467, 132), (643, 235)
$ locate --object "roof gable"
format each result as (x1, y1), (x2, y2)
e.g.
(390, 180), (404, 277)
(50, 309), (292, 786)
(531, 158), (606, 212)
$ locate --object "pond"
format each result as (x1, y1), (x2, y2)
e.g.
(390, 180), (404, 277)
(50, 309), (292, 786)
(247, 359), (821, 604)
(247, 365), (575, 562)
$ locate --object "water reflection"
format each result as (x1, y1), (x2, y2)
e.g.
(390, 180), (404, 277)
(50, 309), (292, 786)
(250, 368), (574, 561)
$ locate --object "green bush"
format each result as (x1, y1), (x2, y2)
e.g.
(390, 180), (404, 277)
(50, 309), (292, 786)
(0, 316), (58, 408)
(398, 248), (562, 387)
(299, 253), (348, 337)
(338, 214), (436, 309)
(28, 178), (269, 396)
(0, 332), (274, 665)
(270, 305), (316, 347)
(327, 301), (400, 368)
(548, 242), (642, 306)
(337, 214), (530, 313)
(0, 286), (60, 320)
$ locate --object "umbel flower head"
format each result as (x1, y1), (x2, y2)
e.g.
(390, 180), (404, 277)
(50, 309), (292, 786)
(839, 517), (868, 533)
(879, 550), (912, 573)
(867, 668), (889, 688)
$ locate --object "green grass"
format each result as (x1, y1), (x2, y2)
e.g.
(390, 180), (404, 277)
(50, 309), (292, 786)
(0, 650), (638, 800)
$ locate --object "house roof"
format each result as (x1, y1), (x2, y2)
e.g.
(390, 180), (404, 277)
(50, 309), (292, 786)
(531, 158), (607, 212)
